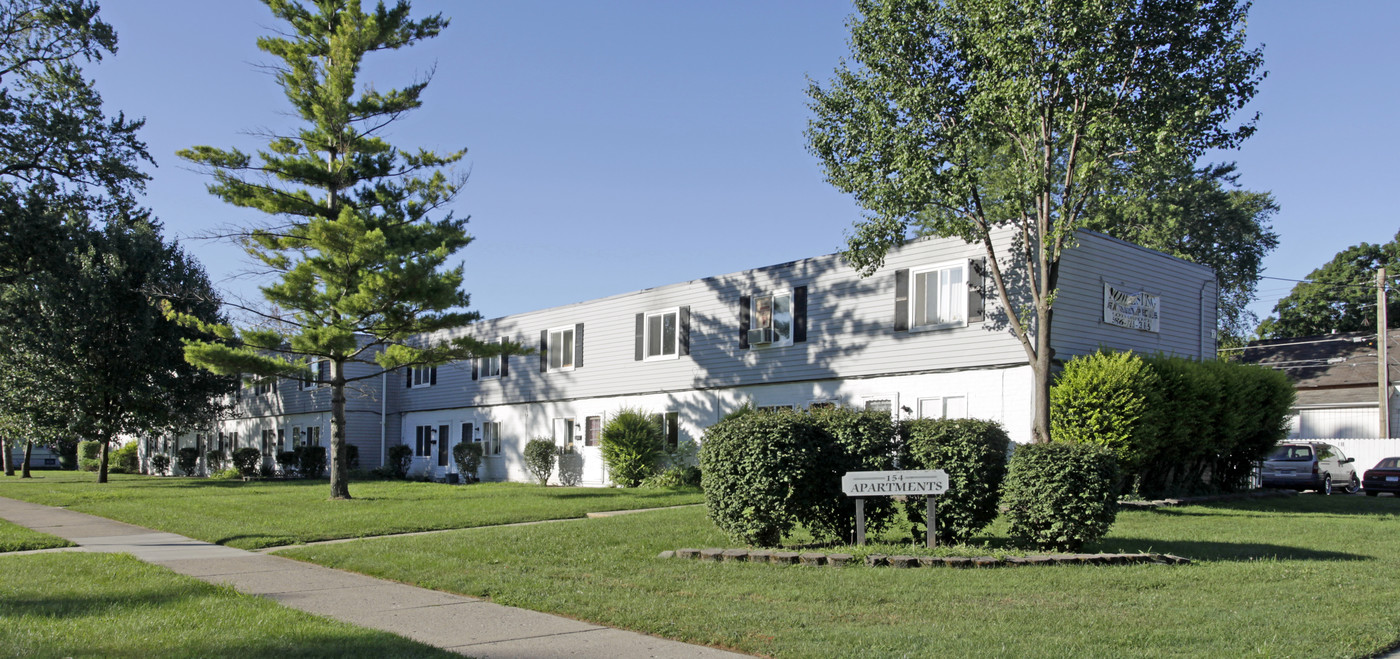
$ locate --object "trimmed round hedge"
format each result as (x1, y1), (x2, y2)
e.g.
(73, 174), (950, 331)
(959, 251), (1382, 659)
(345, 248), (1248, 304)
(899, 418), (1009, 544)
(1001, 442), (1119, 552)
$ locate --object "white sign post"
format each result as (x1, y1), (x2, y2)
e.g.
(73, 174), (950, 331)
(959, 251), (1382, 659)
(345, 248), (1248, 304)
(842, 470), (949, 548)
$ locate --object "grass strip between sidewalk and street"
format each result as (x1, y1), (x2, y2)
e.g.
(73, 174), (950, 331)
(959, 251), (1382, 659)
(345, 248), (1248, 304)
(0, 552), (455, 658)
(277, 496), (1400, 659)
(0, 471), (701, 549)
(0, 518), (73, 553)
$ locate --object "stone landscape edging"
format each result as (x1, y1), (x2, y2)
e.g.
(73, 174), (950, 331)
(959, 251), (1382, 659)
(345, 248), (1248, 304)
(659, 548), (1190, 568)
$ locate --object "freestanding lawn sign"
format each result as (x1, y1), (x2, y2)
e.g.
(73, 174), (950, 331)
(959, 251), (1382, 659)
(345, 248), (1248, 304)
(842, 470), (949, 548)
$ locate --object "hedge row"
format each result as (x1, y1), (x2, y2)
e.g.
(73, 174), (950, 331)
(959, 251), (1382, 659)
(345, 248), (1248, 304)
(1051, 351), (1294, 498)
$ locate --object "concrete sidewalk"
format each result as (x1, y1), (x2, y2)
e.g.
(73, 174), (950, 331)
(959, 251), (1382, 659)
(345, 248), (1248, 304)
(0, 496), (746, 658)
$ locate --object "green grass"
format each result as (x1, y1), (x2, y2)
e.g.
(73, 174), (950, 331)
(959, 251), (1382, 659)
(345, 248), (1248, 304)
(0, 552), (455, 658)
(277, 496), (1400, 658)
(0, 471), (701, 549)
(0, 519), (72, 553)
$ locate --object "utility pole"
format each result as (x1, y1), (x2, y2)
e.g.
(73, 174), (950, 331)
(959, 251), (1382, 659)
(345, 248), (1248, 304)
(1380, 268), (1390, 438)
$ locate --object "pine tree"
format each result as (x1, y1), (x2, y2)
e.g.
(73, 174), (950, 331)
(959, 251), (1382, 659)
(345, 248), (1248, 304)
(178, 0), (510, 499)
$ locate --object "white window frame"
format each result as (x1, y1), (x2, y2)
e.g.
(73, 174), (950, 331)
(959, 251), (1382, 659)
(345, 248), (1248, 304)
(918, 395), (968, 420)
(643, 307), (681, 361)
(410, 365), (436, 388)
(584, 415), (603, 447)
(478, 338), (503, 379)
(302, 359), (329, 390)
(482, 421), (502, 456)
(910, 260), (968, 332)
(750, 290), (795, 348)
(547, 326), (576, 372)
(807, 399), (838, 410)
(862, 393), (900, 420)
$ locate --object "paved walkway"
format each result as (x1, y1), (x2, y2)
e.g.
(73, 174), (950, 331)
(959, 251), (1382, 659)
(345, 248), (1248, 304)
(0, 496), (746, 658)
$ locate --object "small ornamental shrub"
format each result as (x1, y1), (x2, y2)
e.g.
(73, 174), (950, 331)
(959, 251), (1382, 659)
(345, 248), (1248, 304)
(387, 444), (413, 479)
(204, 449), (226, 473)
(149, 454), (170, 476)
(524, 438), (557, 485)
(899, 418), (1010, 545)
(276, 451), (299, 476)
(700, 409), (840, 546)
(600, 408), (666, 487)
(231, 448), (261, 478)
(77, 440), (101, 472)
(176, 447), (201, 476)
(453, 441), (483, 482)
(804, 406), (899, 542)
(296, 445), (327, 479)
(1002, 442), (1120, 552)
(211, 466), (241, 480)
(1050, 349), (1161, 481)
(641, 465), (702, 489)
(110, 442), (139, 474)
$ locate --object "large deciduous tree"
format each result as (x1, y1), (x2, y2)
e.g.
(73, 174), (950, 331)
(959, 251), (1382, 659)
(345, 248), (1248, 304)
(807, 0), (1264, 442)
(1256, 232), (1400, 339)
(177, 0), (510, 500)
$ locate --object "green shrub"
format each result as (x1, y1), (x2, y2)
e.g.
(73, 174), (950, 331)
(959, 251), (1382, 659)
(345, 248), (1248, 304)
(211, 466), (242, 480)
(204, 449), (226, 473)
(641, 465), (702, 488)
(523, 438), (557, 485)
(77, 440), (101, 472)
(600, 408), (665, 487)
(803, 406), (899, 542)
(231, 448), (261, 478)
(387, 444), (412, 479)
(699, 409), (840, 546)
(296, 445), (327, 479)
(175, 447), (201, 476)
(453, 441), (483, 482)
(899, 418), (1010, 544)
(276, 450), (299, 476)
(110, 442), (139, 474)
(149, 454), (170, 476)
(1050, 349), (1161, 478)
(1001, 443), (1120, 552)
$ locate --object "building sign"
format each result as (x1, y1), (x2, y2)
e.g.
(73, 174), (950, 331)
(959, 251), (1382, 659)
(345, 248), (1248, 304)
(842, 470), (948, 496)
(1103, 283), (1160, 333)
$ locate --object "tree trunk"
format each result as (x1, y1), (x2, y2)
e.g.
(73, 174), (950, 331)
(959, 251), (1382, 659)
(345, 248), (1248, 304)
(328, 359), (352, 500)
(2, 439), (12, 476)
(1030, 301), (1055, 444)
(21, 441), (32, 478)
(98, 434), (110, 484)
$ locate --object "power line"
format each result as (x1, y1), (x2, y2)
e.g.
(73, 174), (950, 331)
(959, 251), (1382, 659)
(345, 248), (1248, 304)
(1219, 335), (1370, 352)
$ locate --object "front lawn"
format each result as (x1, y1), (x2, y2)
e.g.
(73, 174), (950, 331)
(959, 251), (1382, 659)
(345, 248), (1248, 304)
(0, 471), (701, 549)
(0, 519), (72, 553)
(277, 496), (1400, 658)
(0, 552), (454, 658)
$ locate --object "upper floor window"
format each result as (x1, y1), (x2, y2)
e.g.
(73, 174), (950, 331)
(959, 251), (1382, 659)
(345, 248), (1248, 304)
(636, 307), (689, 361)
(894, 259), (984, 332)
(740, 287), (806, 349)
(253, 377), (278, 397)
(407, 365), (437, 388)
(301, 359), (329, 390)
(541, 325), (581, 372)
(475, 338), (506, 380)
(912, 262), (966, 330)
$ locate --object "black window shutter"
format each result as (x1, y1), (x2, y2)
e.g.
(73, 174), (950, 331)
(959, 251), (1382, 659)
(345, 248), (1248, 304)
(406, 368), (412, 388)
(501, 352), (509, 377)
(968, 258), (986, 323)
(471, 359), (479, 381)
(679, 306), (690, 356)
(634, 313), (644, 361)
(738, 295), (750, 349)
(575, 323), (584, 368)
(539, 330), (549, 372)
(894, 269), (910, 331)
(430, 366), (437, 385)
(794, 286), (808, 343)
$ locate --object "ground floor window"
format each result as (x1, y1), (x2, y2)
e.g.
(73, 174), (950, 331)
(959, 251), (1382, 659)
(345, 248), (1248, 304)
(918, 396), (967, 420)
(414, 425), (435, 457)
(585, 416), (601, 447)
(482, 421), (501, 456)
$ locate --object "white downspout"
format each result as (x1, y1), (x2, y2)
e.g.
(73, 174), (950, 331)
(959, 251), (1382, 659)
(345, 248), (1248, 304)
(380, 370), (387, 468)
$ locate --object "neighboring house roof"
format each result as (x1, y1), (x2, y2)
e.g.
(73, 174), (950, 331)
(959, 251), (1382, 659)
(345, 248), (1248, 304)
(1237, 331), (1400, 407)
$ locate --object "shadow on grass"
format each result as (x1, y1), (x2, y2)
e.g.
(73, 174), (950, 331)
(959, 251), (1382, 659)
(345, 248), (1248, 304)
(1138, 495), (1400, 519)
(1092, 537), (1370, 562)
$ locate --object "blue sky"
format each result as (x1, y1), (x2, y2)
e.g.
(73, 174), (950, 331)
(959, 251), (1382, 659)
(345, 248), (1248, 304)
(91, 1), (1399, 329)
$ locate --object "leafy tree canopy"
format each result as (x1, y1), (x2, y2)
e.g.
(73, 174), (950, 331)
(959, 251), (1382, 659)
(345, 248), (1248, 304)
(807, 0), (1264, 441)
(1256, 232), (1400, 339)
